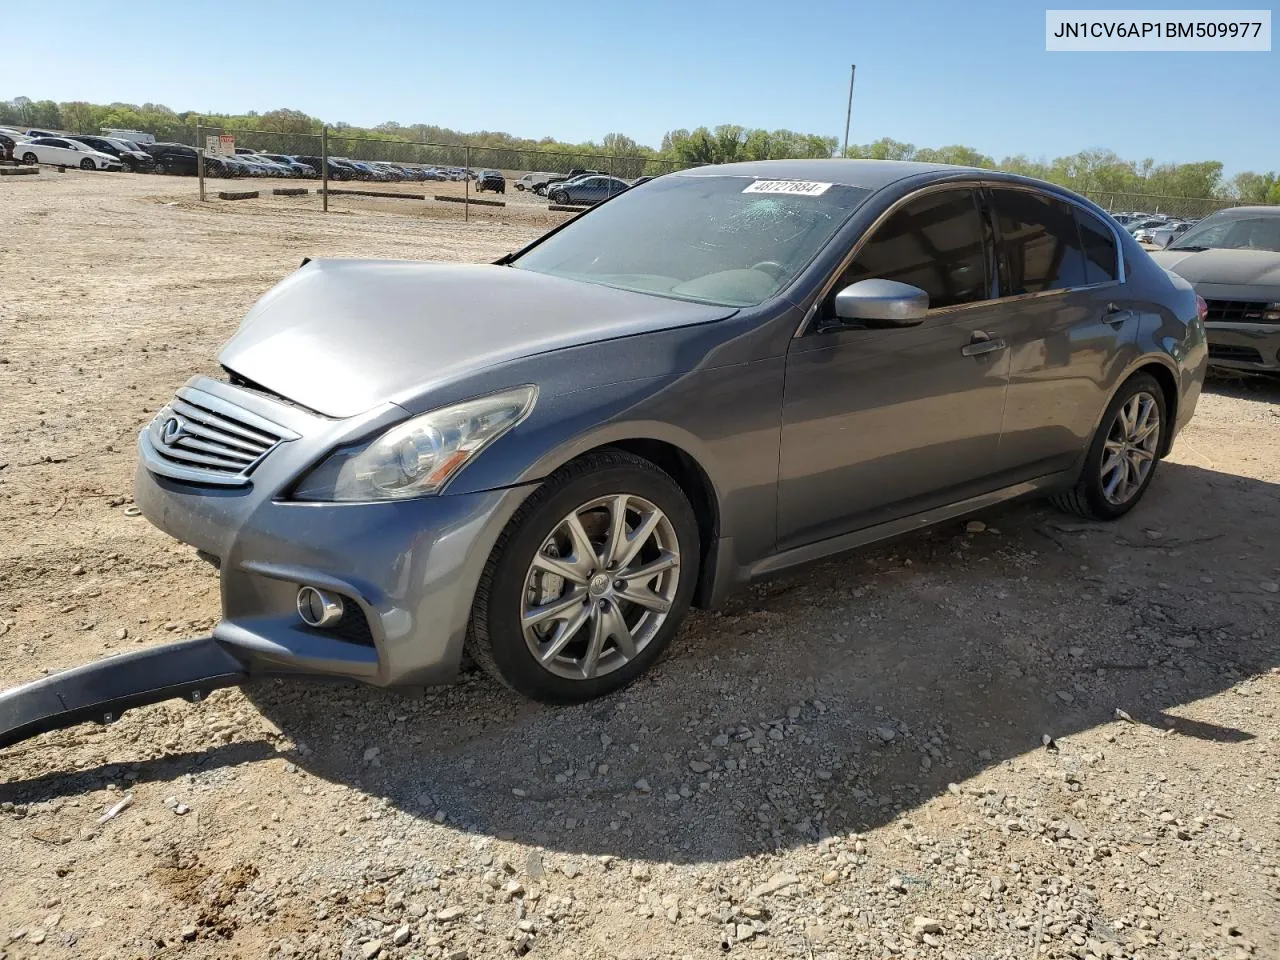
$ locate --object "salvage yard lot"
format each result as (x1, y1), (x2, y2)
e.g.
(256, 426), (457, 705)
(0, 170), (1277, 960)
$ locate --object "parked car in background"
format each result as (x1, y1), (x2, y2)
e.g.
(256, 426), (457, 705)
(1148, 221), (1193, 248)
(293, 155), (355, 180)
(25, 129), (64, 140)
(0, 132), (26, 161)
(146, 143), (216, 176)
(66, 135), (156, 173)
(475, 169), (506, 193)
(1126, 217), (1168, 237)
(549, 175), (630, 205)
(261, 154), (319, 177)
(1151, 206), (1280, 375)
(133, 159), (1205, 705)
(17, 137), (122, 170)
(516, 173), (554, 191)
(537, 168), (605, 196)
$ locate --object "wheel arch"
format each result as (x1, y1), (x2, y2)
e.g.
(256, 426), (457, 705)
(519, 428), (725, 608)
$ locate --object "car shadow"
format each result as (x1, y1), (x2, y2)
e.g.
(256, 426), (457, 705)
(238, 459), (1277, 863)
(4, 461), (1276, 866)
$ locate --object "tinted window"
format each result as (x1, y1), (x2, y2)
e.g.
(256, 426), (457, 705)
(1075, 209), (1118, 284)
(990, 189), (1088, 295)
(836, 188), (990, 311)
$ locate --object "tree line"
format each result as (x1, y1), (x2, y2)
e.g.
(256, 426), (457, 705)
(3, 96), (1275, 203)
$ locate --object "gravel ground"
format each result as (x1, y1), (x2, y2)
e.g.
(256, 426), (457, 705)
(0, 170), (1277, 960)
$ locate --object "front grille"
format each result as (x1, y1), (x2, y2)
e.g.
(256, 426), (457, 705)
(1208, 343), (1264, 364)
(143, 385), (298, 486)
(1204, 299), (1275, 324)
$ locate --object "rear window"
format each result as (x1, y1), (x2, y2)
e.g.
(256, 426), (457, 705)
(1075, 209), (1119, 284)
(990, 189), (1089, 295)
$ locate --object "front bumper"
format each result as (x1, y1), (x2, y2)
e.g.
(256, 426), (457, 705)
(134, 376), (537, 687)
(1205, 323), (1280, 373)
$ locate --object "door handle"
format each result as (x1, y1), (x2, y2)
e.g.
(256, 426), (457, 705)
(961, 335), (1007, 357)
(1104, 303), (1131, 326)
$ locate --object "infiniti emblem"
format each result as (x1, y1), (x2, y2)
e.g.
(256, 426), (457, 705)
(161, 416), (186, 446)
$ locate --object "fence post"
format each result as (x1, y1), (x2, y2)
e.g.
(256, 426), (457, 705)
(609, 154), (614, 180)
(196, 119), (205, 202)
(321, 126), (329, 213)
(464, 145), (470, 223)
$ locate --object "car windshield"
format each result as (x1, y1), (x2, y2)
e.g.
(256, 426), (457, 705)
(1169, 215), (1280, 253)
(513, 174), (871, 306)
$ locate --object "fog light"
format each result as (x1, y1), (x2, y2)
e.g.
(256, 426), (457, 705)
(296, 586), (344, 628)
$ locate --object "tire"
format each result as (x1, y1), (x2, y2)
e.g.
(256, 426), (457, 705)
(1051, 372), (1167, 521)
(155, 161), (168, 175)
(22, 152), (37, 165)
(468, 450), (701, 703)
(551, 190), (567, 204)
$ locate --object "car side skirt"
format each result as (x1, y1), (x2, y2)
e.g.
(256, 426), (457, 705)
(734, 469), (1075, 586)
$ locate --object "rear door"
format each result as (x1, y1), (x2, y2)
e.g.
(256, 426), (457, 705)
(985, 187), (1131, 476)
(777, 186), (1013, 548)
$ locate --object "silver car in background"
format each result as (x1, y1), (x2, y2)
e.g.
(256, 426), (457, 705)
(132, 160), (1207, 704)
(1151, 206), (1280, 374)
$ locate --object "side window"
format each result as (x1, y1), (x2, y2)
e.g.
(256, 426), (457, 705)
(1075, 208), (1118, 284)
(990, 189), (1088, 295)
(832, 188), (990, 313)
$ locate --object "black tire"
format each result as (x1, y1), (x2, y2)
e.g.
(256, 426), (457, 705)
(1051, 372), (1167, 521)
(467, 450), (700, 703)
(550, 190), (567, 204)
(22, 152), (37, 165)
(79, 158), (95, 170)
(154, 160), (168, 175)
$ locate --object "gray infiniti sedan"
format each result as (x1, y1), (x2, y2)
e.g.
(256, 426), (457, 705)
(134, 159), (1207, 704)
(1150, 205), (1280, 375)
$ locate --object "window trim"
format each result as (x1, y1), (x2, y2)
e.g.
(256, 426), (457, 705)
(797, 178), (1125, 337)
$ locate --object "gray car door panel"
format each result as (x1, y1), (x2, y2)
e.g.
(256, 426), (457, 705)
(777, 308), (1011, 551)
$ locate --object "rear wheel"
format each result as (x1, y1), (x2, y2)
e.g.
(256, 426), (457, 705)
(468, 451), (700, 703)
(1051, 373), (1167, 520)
(22, 152), (37, 165)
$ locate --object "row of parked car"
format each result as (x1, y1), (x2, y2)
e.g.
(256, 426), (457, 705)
(1111, 211), (1198, 248)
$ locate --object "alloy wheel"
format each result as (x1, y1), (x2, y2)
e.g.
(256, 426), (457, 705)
(1100, 391), (1161, 505)
(521, 494), (681, 681)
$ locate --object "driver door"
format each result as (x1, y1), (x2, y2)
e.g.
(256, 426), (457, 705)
(777, 186), (1013, 549)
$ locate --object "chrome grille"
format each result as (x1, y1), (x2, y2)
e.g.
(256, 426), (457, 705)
(141, 385), (298, 486)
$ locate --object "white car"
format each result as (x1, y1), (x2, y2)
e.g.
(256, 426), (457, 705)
(17, 136), (122, 170)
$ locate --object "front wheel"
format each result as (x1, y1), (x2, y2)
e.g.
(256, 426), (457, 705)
(468, 450), (700, 703)
(1051, 373), (1167, 520)
(550, 191), (567, 204)
(22, 152), (37, 165)
(80, 158), (96, 170)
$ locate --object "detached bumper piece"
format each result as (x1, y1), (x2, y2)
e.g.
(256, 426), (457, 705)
(0, 637), (248, 749)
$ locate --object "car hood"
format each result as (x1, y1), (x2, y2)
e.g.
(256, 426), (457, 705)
(1149, 248), (1280, 286)
(219, 259), (738, 418)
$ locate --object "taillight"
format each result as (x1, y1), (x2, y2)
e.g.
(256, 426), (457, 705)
(1196, 295), (1208, 324)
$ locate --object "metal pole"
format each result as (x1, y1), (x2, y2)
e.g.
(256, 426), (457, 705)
(196, 119), (205, 201)
(464, 145), (470, 222)
(321, 126), (329, 213)
(842, 65), (857, 157)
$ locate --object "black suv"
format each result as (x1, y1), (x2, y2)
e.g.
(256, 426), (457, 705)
(475, 169), (506, 194)
(67, 135), (155, 173)
(146, 143), (233, 177)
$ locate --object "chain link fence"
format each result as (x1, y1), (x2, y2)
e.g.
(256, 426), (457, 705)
(151, 125), (1257, 225)
(1078, 190), (1238, 220)
(164, 124), (684, 221)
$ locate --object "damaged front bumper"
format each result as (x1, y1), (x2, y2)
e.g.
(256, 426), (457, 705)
(0, 637), (247, 749)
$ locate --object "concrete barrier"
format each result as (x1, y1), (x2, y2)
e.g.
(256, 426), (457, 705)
(548, 204), (589, 213)
(0, 167), (39, 176)
(272, 187), (309, 196)
(217, 190), (260, 201)
(434, 195), (505, 208)
(329, 188), (426, 200)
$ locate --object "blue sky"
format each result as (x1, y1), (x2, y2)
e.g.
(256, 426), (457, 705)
(2, 0), (1277, 174)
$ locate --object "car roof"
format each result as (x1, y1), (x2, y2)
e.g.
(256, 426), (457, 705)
(1207, 205), (1280, 220)
(674, 158), (983, 189)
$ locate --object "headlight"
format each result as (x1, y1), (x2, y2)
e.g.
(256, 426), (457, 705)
(291, 385), (538, 502)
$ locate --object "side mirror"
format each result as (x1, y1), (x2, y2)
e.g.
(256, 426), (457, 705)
(832, 278), (929, 326)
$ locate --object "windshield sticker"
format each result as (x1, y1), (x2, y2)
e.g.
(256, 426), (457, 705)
(742, 180), (833, 196)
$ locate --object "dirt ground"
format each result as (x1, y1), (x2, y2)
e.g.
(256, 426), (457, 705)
(0, 170), (1277, 960)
